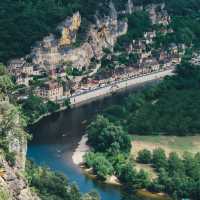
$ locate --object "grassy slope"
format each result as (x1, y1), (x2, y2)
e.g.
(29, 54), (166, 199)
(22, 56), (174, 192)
(132, 135), (200, 156)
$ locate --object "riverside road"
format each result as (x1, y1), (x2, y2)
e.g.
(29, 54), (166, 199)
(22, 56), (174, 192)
(68, 67), (175, 106)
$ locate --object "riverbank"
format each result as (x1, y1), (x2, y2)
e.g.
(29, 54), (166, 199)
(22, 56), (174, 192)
(30, 105), (70, 125)
(72, 135), (171, 199)
(72, 135), (90, 165)
(72, 135), (121, 186)
(69, 68), (174, 106)
(31, 68), (173, 126)
(29, 81), (175, 200)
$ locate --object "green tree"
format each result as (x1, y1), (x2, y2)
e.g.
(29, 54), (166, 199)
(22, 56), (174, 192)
(168, 152), (184, 176)
(152, 148), (167, 170)
(22, 95), (47, 123)
(84, 153), (113, 180)
(87, 115), (131, 154)
(137, 149), (152, 164)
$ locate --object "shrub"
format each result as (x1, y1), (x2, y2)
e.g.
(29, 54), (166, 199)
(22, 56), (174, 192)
(152, 148), (167, 170)
(137, 149), (152, 164)
(5, 152), (16, 167)
(84, 152), (113, 180)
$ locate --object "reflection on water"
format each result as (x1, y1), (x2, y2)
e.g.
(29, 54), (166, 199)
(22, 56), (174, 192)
(28, 82), (158, 200)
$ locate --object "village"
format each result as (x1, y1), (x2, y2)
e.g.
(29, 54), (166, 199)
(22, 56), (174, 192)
(7, 4), (185, 105)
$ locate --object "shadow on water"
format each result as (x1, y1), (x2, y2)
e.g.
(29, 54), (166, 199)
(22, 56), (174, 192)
(27, 81), (159, 200)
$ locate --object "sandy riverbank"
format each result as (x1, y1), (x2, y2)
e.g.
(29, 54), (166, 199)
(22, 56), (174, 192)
(72, 135), (122, 186)
(72, 135), (90, 165)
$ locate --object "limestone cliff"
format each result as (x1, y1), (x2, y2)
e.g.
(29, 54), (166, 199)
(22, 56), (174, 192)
(59, 12), (81, 46)
(30, 3), (128, 69)
(0, 101), (40, 200)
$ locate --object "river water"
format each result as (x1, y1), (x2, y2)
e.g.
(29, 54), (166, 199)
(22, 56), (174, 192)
(27, 81), (159, 200)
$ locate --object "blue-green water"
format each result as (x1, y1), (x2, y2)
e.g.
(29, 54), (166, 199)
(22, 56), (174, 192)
(28, 82), (158, 200)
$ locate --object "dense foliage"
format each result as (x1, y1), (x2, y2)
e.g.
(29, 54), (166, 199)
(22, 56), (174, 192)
(84, 152), (114, 180)
(26, 160), (100, 200)
(101, 60), (200, 135)
(0, 0), (126, 63)
(87, 115), (131, 154)
(2, 0), (200, 63)
(22, 95), (60, 123)
(115, 11), (152, 51)
(0, 64), (27, 166)
(137, 149), (152, 164)
(136, 149), (200, 200)
(84, 115), (150, 187)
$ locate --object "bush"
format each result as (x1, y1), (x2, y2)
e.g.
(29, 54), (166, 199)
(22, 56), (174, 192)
(84, 152), (96, 168)
(137, 149), (152, 164)
(5, 152), (16, 167)
(87, 115), (131, 155)
(84, 152), (113, 180)
(152, 148), (167, 170)
(118, 161), (150, 189)
(64, 99), (71, 108)
(46, 101), (60, 113)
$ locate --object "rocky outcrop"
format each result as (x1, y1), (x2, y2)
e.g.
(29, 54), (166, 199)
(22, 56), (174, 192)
(0, 101), (40, 200)
(30, 4), (128, 69)
(59, 12), (81, 46)
(0, 161), (39, 200)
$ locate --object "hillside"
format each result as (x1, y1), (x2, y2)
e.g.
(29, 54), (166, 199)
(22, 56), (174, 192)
(1, 1), (200, 200)
(1, 0), (200, 64)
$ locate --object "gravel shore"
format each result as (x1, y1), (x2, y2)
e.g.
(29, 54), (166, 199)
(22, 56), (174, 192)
(72, 135), (90, 165)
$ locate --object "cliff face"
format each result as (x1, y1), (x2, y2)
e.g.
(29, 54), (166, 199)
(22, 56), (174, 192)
(0, 101), (39, 200)
(30, 3), (128, 69)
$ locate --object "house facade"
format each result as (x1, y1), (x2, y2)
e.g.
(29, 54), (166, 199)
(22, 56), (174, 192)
(36, 80), (63, 101)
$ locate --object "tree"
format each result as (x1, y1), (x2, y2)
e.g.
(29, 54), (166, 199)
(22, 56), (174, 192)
(87, 115), (131, 155)
(84, 153), (113, 180)
(22, 95), (48, 122)
(129, 53), (139, 65)
(152, 148), (167, 170)
(0, 64), (13, 96)
(46, 101), (60, 113)
(0, 63), (6, 76)
(118, 161), (150, 189)
(168, 152), (184, 176)
(137, 149), (152, 164)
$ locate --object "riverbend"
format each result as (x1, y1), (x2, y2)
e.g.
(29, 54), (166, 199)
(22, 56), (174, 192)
(27, 82), (166, 200)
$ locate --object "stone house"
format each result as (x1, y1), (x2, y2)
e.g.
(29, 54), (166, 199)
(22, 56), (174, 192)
(171, 55), (181, 65)
(8, 58), (26, 70)
(15, 73), (33, 87)
(141, 58), (160, 71)
(22, 64), (33, 76)
(36, 80), (63, 101)
(169, 43), (178, 55)
(49, 67), (66, 80)
(144, 31), (156, 44)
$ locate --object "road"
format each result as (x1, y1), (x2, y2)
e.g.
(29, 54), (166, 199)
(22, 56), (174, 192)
(62, 67), (175, 106)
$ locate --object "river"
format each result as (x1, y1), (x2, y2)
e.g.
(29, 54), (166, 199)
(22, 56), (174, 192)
(27, 81), (159, 200)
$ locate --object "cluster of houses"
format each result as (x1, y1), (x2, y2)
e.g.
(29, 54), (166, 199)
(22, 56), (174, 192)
(8, 58), (72, 102)
(147, 3), (171, 26)
(7, 5), (185, 103)
(8, 58), (45, 86)
(122, 4), (185, 74)
(129, 37), (184, 72)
